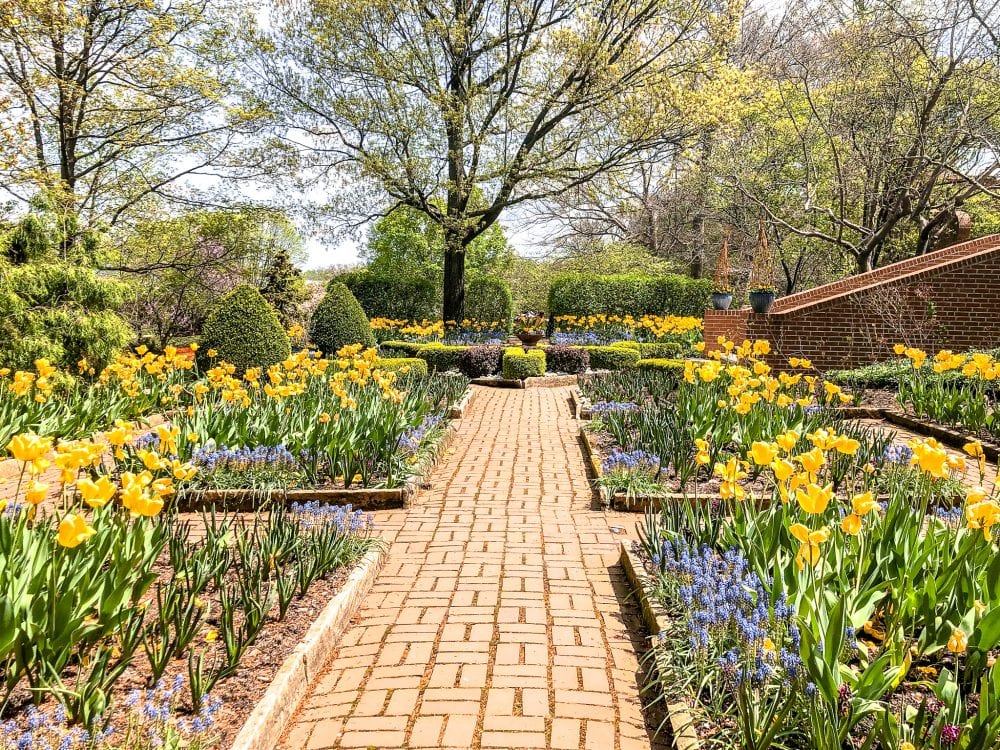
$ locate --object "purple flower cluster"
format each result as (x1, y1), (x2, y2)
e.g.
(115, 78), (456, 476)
(399, 415), (444, 453)
(602, 449), (660, 474)
(590, 401), (638, 415)
(443, 331), (505, 345)
(0, 677), (218, 750)
(290, 501), (375, 534)
(882, 443), (914, 465)
(657, 542), (802, 688)
(192, 444), (298, 472)
(551, 331), (601, 345)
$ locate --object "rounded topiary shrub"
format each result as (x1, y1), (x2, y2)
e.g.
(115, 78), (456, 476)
(416, 343), (467, 372)
(584, 345), (640, 370)
(199, 285), (291, 374)
(459, 345), (504, 378)
(545, 345), (590, 374)
(310, 282), (376, 356)
(502, 347), (546, 380)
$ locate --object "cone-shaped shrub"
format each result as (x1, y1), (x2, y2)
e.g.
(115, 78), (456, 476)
(199, 285), (290, 374)
(310, 282), (376, 356)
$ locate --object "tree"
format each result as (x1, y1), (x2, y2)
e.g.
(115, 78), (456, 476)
(364, 205), (514, 282)
(0, 198), (133, 370)
(119, 209), (306, 348)
(260, 0), (731, 321)
(261, 248), (309, 327)
(725, 0), (1000, 273)
(0, 0), (265, 233)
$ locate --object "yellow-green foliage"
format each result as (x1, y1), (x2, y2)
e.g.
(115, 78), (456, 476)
(502, 347), (546, 380)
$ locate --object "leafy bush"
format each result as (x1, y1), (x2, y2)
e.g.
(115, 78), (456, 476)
(375, 357), (429, 377)
(584, 345), (641, 370)
(547, 272), (711, 319)
(465, 276), (513, 330)
(337, 270), (438, 320)
(416, 343), (468, 372)
(0, 215), (133, 371)
(459, 345), (504, 377)
(200, 285), (290, 374)
(545, 345), (590, 374)
(502, 347), (546, 380)
(380, 340), (424, 358)
(309, 282), (376, 356)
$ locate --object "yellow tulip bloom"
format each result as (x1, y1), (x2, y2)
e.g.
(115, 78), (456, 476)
(797, 447), (826, 476)
(776, 431), (800, 452)
(795, 483), (833, 515)
(78, 476), (116, 508)
(25, 480), (49, 505)
(790, 523), (829, 570)
(771, 458), (796, 482)
(851, 492), (877, 516)
(841, 514), (862, 536)
(749, 442), (779, 466)
(947, 628), (968, 654)
(58, 513), (96, 548)
(7, 433), (52, 463)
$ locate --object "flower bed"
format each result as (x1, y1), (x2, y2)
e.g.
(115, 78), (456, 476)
(0, 434), (377, 747)
(629, 425), (1000, 749)
(580, 342), (911, 508)
(551, 313), (702, 350)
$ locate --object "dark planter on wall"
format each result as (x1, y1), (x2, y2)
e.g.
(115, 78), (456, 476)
(748, 290), (776, 314)
(711, 292), (734, 310)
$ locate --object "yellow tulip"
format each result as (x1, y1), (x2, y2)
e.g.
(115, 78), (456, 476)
(25, 480), (49, 505)
(851, 491), (877, 516)
(58, 513), (96, 548)
(833, 436), (860, 455)
(776, 431), (800, 452)
(841, 514), (862, 536)
(78, 476), (116, 508)
(771, 458), (795, 482)
(947, 628), (968, 654)
(797, 447), (826, 476)
(7, 433), (52, 463)
(749, 441), (779, 466)
(789, 523), (829, 570)
(795, 483), (833, 515)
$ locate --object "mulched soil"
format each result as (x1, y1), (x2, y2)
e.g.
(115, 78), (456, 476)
(1, 530), (360, 748)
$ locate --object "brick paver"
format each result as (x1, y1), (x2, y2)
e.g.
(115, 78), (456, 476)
(279, 386), (663, 750)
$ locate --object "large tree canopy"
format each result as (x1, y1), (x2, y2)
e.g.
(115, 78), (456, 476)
(260, 0), (733, 320)
(0, 0), (266, 232)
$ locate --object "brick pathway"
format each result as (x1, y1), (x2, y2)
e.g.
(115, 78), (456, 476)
(279, 386), (664, 750)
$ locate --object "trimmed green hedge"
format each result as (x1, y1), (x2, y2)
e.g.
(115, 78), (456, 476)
(337, 271), (438, 320)
(584, 345), (641, 370)
(547, 273), (711, 319)
(309, 282), (376, 356)
(375, 357), (429, 377)
(380, 340), (423, 358)
(465, 276), (513, 330)
(416, 343), (468, 372)
(502, 347), (546, 380)
(199, 285), (290, 375)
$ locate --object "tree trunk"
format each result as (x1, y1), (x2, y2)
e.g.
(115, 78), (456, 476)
(855, 248), (874, 274)
(442, 232), (466, 325)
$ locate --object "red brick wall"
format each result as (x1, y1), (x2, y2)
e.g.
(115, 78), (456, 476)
(704, 235), (1000, 371)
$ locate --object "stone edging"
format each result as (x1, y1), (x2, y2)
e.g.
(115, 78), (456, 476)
(619, 540), (699, 750)
(570, 386), (592, 419)
(448, 385), (477, 418)
(229, 543), (387, 750)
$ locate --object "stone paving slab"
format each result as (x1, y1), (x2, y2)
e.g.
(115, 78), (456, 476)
(278, 386), (665, 750)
